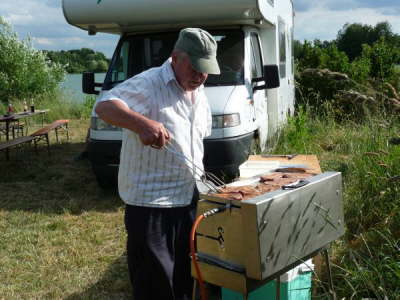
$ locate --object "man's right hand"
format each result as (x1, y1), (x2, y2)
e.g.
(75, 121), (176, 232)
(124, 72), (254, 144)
(138, 118), (170, 148)
(95, 100), (170, 149)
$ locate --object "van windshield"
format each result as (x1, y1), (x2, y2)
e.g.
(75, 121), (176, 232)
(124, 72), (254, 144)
(103, 29), (244, 90)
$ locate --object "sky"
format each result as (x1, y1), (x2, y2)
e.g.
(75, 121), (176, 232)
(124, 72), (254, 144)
(0, 0), (399, 58)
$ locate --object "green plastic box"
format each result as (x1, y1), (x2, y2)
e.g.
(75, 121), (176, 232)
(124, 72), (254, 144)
(221, 261), (313, 300)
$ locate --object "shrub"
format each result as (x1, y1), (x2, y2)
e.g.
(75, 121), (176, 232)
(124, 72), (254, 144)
(348, 56), (371, 83)
(274, 102), (400, 299)
(0, 17), (65, 104)
(319, 45), (350, 74)
(361, 37), (400, 81)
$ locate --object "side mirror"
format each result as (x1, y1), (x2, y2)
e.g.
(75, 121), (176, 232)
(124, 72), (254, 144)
(253, 64), (280, 91)
(82, 72), (100, 95)
(263, 65), (280, 89)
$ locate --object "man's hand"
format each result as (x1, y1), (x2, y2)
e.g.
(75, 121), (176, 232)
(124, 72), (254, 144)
(95, 100), (170, 149)
(138, 118), (170, 148)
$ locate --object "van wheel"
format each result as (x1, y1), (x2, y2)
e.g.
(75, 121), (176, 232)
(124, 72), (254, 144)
(91, 164), (118, 190)
(95, 174), (117, 190)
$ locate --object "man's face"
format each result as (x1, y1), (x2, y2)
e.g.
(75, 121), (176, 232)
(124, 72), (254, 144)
(171, 52), (208, 91)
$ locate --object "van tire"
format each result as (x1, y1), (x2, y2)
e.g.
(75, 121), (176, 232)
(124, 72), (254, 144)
(91, 164), (118, 190)
(95, 174), (117, 190)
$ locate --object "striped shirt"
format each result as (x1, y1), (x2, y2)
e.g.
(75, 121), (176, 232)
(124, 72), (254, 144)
(98, 59), (212, 207)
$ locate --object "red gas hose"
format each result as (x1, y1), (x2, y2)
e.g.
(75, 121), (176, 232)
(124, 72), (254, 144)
(190, 214), (208, 300)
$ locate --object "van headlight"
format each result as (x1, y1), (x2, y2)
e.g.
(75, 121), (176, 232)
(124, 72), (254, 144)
(90, 117), (121, 131)
(212, 113), (241, 128)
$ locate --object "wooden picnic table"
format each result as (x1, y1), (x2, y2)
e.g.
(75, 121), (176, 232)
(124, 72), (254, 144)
(0, 109), (49, 140)
(0, 109), (49, 159)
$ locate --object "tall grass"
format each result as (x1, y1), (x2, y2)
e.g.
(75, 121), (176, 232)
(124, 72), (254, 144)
(1, 86), (399, 298)
(0, 89), (95, 122)
(0, 120), (129, 299)
(273, 105), (400, 299)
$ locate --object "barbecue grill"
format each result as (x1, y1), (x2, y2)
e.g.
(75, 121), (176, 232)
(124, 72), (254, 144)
(192, 171), (344, 295)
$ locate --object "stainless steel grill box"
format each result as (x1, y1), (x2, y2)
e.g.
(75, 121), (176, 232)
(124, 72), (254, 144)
(193, 172), (345, 293)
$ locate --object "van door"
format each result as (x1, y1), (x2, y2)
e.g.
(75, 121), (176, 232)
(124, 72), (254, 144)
(248, 30), (268, 151)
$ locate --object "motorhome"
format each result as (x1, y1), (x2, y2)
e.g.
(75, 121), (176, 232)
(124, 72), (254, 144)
(62, 0), (295, 187)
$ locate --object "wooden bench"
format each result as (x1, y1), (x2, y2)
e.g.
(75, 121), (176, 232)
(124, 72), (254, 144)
(0, 120), (69, 160)
(0, 135), (36, 152)
(30, 119), (69, 152)
(0, 121), (25, 140)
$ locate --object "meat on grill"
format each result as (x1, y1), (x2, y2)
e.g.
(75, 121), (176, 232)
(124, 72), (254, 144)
(211, 172), (315, 201)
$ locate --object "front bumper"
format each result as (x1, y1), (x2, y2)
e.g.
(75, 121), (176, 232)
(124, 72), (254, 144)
(88, 131), (254, 184)
(203, 132), (254, 179)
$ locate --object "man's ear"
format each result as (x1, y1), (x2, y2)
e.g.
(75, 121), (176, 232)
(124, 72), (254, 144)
(171, 52), (178, 65)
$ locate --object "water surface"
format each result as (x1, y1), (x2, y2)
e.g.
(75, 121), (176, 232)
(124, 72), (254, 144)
(61, 73), (106, 102)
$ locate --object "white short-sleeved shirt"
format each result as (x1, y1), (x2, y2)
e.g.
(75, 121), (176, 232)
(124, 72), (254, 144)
(98, 59), (212, 207)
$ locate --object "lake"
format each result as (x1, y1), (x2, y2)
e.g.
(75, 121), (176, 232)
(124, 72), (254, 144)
(61, 73), (106, 102)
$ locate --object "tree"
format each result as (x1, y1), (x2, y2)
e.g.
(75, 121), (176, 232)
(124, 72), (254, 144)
(320, 45), (350, 74)
(361, 37), (400, 81)
(295, 40), (325, 71)
(0, 18), (65, 104)
(44, 48), (110, 73)
(336, 22), (400, 62)
(336, 23), (374, 61)
(295, 40), (349, 74)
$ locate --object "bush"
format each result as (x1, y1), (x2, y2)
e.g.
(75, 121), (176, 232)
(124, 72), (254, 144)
(273, 103), (400, 299)
(0, 17), (65, 104)
(296, 41), (325, 71)
(361, 37), (400, 81)
(296, 68), (353, 105)
(319, 45), (350, 74)
(348, 56), (371, 83)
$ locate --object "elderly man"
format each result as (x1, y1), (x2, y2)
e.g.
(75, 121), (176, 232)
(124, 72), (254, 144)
(95, 28), (220, 300)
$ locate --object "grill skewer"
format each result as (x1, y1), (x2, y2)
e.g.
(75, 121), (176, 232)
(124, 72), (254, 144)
(164, 143), (225, 193)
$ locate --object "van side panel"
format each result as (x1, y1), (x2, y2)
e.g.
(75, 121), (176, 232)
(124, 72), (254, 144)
(63, 0), (262, 33)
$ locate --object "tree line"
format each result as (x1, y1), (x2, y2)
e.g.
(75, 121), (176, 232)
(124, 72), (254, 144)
(44, 48), (110, 74)
(294, 21), (400, 83)
(2, 15), (399, 107)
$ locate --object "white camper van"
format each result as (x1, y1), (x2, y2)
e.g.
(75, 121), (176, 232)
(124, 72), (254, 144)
(62, 0), (295, 187)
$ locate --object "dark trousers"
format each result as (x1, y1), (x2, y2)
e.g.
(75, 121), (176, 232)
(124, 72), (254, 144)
(124, 189), (199, 300)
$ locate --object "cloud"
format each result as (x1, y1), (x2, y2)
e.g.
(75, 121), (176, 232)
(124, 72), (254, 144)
(352, 0), (399, 9)
(0, 0), (62, 26)
(295, 5), (400, 41)
(32, 37), (56, 46)
(0, 0), (118, 57)
(295, 0), (400, 12)
(6, 13), (34, 25)
(44, 0), (61, 9)
(1, 0), (400, 57)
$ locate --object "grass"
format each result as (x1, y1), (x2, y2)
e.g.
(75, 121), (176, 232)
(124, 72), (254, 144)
(0, 119), (130, 299)
(0, 88), (96, 122)
(273, 106), (400, 299)
(1, 100), (399, 299)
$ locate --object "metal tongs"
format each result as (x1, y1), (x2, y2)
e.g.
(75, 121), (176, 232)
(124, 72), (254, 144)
(163, 143), (225, 193)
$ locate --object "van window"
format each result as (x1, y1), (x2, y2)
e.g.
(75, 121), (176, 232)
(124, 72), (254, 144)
(278, 18), (286, 78)
(291, 26), (294, 75)
(104, 32), (178, 89)
(104, 29), (244, 89)
(206, 30), (244, 86)
(110, 41), (130, 83)
(250, 33), (263, 79)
